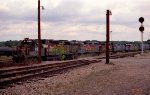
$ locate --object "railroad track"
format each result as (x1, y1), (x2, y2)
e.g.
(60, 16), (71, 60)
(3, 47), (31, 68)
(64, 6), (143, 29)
(0, 59), (101, 88)
(96, 52), (141, 59)
(0, 59), (12, 64)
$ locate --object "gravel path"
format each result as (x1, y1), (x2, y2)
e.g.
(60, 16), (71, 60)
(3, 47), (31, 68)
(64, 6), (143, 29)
(0, 53), (150, 95)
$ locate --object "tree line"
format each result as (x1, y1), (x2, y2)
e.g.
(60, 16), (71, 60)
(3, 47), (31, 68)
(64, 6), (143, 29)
(0, 40), (21, 47)
(0, 39), (150, 47)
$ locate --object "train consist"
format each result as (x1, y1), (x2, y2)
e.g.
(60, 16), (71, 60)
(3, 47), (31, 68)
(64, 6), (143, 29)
(21, 38), (101, 61)
(0, 38), (150, 62)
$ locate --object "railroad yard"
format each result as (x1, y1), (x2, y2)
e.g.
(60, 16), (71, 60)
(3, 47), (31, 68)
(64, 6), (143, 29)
(0, 52), (149, 95)
(1, 0), (150, 95)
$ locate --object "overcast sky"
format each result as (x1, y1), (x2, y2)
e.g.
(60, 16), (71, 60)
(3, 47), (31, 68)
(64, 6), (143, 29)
(0, 0), (150, 41)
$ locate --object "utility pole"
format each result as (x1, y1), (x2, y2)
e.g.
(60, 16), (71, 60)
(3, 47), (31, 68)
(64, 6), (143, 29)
(38, 0), (44, 63)
(38, 0), (42, 63)
(106, 10), (112, 64)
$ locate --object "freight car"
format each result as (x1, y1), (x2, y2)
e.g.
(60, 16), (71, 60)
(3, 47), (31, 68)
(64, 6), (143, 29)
(0, 47), (14, 56)
(111, 43), (150, 53)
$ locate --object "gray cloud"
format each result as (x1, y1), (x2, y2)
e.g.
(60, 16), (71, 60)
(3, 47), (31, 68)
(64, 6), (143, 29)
(0, 0), (150, 41)
(42, 1), (83, 23)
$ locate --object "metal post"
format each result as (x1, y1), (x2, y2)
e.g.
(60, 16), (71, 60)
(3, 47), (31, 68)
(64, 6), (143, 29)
(111, 31), (112, 42)
(38, 0), (42, 63)
(141, 32), (144, 55)
(106, 10), (110, 64)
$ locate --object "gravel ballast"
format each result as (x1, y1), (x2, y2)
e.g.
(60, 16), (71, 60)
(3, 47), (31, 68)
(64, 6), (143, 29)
(0, 53), (150, 95)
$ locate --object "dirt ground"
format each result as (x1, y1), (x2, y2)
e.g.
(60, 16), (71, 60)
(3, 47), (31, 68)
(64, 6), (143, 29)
(0, 53), (150, 95)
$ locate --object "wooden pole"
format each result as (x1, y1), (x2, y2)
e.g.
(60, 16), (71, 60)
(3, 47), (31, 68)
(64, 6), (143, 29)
(38, 0), (42, 63)
(106, 10), (110, 64)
